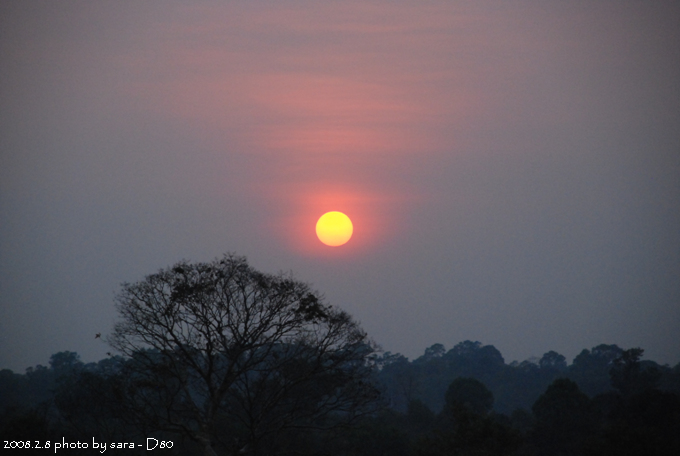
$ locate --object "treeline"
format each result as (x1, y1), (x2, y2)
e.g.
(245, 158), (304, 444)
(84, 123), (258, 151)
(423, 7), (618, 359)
(2, 256), (679, 455)
(1, 342), (679, 455)
(375, 341), (680, 414)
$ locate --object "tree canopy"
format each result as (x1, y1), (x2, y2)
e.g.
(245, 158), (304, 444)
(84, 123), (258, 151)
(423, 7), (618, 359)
(109, 254), (380, 456)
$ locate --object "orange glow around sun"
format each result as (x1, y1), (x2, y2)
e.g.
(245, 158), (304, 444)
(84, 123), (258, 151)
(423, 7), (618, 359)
(261, 184), (411, 257)
(316, 211), (353, 246)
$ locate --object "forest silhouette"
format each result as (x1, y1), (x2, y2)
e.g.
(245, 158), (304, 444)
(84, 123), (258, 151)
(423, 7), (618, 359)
(2, 256), (679, 455)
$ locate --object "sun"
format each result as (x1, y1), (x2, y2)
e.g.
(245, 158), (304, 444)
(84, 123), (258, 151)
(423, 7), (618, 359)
(316, 212), (353, 247)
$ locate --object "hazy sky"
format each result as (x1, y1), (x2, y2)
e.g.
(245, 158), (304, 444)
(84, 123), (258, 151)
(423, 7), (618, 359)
(1, 1), (679, 372)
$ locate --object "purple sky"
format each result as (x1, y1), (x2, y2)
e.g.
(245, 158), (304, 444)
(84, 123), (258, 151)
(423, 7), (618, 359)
(1, 1), (679, 372)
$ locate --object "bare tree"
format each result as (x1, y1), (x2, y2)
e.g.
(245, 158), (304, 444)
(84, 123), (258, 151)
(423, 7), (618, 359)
(109, 254), (380, 456)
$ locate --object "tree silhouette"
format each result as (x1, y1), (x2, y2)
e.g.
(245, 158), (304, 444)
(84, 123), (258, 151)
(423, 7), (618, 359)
(109, 254), (380, 456)
(443, 377), (494, 416)
(609, 348), (660, 398)
(539, 350), (567, 372)
(532, 378), (593, 456)
(419, 378), (521, 456)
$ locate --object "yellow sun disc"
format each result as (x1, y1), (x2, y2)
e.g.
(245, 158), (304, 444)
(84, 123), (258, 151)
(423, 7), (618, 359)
(316, 211), (353, 247)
